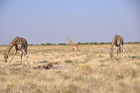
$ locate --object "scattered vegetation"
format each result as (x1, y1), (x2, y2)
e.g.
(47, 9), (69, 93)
(41, 43), (55, 45)
(58, 43), (67, 45)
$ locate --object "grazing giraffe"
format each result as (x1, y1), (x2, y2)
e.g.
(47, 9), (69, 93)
(109, 34), (124, 57)
(67, 39), (79, 51)
(4, 36), (28, 64)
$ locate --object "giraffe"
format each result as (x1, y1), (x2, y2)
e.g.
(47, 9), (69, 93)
(109, 34), (124, 57)
(67, 39), (79, 51)
(4, 36), (28, 65)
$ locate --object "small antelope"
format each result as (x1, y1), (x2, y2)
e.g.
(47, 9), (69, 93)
(67, 39), (79, 51)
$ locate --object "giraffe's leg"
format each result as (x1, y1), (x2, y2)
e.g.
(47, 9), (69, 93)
(21, 49), (30, 64)
(116, 47), (119, 55)
(121, 45), (124, 53)
(122, 46), (127, 59)
(120, 46), (124, 59)
(120, 45), (125, 59)
(20, 51), (23, 64)
(73, 47), (75, 51)
(7, 51), (17, 65)
(122, 47), (129, 58)
(22, 49), (28, 58)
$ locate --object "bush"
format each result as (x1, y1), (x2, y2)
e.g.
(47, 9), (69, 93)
(64, 60), (73, 63)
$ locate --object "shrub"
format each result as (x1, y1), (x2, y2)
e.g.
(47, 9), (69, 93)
(64, 60), (73, 63)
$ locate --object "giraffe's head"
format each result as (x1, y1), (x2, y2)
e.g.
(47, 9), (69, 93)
(4, 53), (8, 62)
(17, 41), (23, 49)
(117, 39), (121, 46)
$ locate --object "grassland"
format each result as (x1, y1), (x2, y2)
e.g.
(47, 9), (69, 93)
(0, 44), (140, 93)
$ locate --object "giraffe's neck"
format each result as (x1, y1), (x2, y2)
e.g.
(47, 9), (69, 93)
(5, 40), (15, 56)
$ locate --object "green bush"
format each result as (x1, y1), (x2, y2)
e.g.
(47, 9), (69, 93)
(64, 60), (73, 63)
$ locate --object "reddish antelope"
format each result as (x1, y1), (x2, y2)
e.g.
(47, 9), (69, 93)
(67, 39), (79, 51)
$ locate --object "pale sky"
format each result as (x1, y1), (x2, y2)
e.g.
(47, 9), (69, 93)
(0, 0), (139, 44)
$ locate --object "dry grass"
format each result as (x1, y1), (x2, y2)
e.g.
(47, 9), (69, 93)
(0, 44), (140, 93)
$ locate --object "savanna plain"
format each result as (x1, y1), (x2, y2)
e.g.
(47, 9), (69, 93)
(0, 44), (140, 93)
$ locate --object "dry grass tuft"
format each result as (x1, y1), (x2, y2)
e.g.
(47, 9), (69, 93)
(80, 64), (92, 74)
